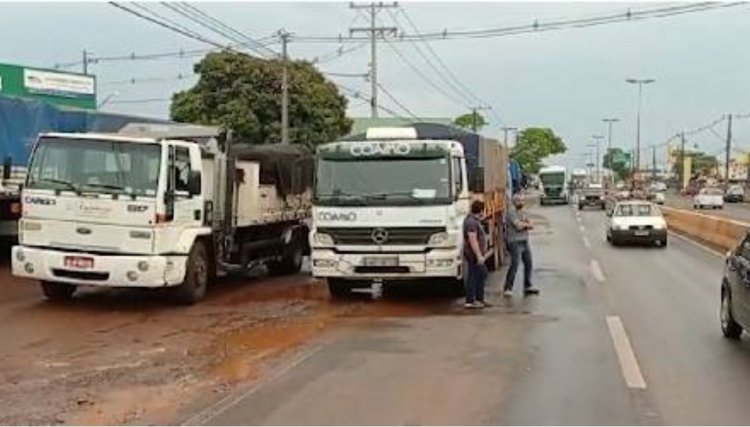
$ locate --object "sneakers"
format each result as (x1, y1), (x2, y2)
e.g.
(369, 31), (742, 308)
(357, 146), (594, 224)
(524, 287), (541, 296)
(503, 290), (513, 298)
(464, 302), (480, 309)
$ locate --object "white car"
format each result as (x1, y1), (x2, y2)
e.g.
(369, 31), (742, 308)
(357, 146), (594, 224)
(693, 188), (724, 209)
(653, 192), (665, 205)
(606, 201), (667, 247)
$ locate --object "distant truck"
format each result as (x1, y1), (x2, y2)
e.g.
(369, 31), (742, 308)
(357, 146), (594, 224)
(310, 125), (507, 298)
(12, 124), (312, 303)
(578, 183), (606, 210)
(0, 158), (23, 243)
(539, 165), (569, 205)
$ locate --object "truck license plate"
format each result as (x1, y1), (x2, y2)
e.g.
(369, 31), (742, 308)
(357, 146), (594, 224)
(64, 256), (94, 269)
(634, 230), (649, 237)
(363, 257), (399, 267)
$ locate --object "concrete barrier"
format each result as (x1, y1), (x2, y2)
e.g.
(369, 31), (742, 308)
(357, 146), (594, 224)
(661, 206), (748, 252)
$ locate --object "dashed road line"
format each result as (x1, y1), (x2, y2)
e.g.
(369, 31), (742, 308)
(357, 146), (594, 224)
(606, 315), (647, 390)
(582, 235), (592, 249)
(578, 224), (586, 233)
(590, 259), (605, 282)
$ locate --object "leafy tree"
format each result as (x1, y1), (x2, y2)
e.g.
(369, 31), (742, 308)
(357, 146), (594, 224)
(672, 151), (718, 178)
(453, 112), (487, 131)
(171, 51), (352, 146)
(602, 147), (631, 181)
(511, 127), (567, 174)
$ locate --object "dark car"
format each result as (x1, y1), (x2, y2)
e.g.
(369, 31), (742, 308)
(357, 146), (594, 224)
(720, 234), (750, 339)
(578, 186), (606, 210)
(724, 185), (745, 203)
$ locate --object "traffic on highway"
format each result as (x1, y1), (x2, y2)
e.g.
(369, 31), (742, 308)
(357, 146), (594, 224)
(4, 2), (750, 426)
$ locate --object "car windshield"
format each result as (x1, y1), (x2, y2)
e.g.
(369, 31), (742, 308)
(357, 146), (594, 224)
(701, 188), (723, 196)
(615, 204), (659, 217)
(26, 136), (161, 197)
(315, 155), (452, 206)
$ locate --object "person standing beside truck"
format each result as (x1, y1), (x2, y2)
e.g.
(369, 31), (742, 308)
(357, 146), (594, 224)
(463, 200), (493, 309)
(504, 194), (540, 297)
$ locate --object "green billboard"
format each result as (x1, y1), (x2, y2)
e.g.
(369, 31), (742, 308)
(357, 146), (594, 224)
(0, 62), (96, 109)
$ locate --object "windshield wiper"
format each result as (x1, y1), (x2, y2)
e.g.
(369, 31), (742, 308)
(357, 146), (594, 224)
(315, 192), (367, 205)
(82, 182), (127, 192)
(362, 191), (428, 204)
(35, 178), (79, 193)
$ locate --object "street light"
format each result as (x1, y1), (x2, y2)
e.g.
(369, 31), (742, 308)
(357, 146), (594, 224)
(602, 118), (620, 188)
(626, 78), (655, 176)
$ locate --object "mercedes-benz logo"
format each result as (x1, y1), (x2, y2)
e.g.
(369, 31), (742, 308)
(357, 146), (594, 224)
(371, 228), (389, 244)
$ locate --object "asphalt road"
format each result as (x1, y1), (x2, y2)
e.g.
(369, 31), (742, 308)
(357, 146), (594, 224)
(191, 205), (750, 425)
(665, 191), (750, 223)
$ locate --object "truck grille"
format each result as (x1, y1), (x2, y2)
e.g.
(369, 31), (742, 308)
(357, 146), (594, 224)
(628, 225), (653, 230)
(319, 227), (444, 245)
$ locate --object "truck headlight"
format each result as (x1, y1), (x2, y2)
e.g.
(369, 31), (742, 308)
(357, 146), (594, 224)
(653, 222), (666, 230)
(428, 232), (449, 245)
(313, 232), (334, 246)
(22, 221), (41, 231)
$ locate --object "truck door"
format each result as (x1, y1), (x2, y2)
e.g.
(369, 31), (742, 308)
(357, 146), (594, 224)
(169, 144), (203, 227)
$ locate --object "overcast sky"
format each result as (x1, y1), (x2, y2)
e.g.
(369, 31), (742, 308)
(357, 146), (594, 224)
(2, 1), (750, 169)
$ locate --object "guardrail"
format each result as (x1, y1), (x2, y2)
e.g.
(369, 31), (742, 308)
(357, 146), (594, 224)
(661, 206), (748, 252)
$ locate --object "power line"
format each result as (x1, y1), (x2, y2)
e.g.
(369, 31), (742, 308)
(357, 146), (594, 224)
(336, 83), (413, 121)
(109, 2), (226, 48)
(382, 38), (467, 107)
(159, 2), (272, 57)
(109, 97), (172, 104)
(292, 3), (744, 43)
(376, 82), (420, 120)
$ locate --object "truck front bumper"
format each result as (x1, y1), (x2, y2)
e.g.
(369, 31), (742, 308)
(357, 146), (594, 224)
(311, 247), (462, 280)
(11, 246), (188, 288)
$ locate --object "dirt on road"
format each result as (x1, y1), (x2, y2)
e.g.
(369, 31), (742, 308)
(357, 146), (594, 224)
(0, 250), (460, 425)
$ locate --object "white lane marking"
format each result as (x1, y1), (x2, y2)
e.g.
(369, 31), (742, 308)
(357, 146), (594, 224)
(578, 224), (586, 233)
(667, 231), (725, 258)
(590, 259), (605, 282)
(582, 236), (592, 249)
(606, 315), (647, 389)
(182, 344), (324, 425)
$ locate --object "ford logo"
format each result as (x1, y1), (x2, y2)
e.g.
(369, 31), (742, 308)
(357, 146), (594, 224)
(318, 211), (357, 221)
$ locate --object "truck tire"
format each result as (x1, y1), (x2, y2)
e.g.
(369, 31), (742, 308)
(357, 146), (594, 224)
(172, 241), (209, 305)
(269, 237), (304, 276)
(40, 281), (76, 301)
(328, 279), (352, 299)
(721, 288), (743, 340)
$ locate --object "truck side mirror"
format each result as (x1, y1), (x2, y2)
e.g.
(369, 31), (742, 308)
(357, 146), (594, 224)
(188, 170), (202, 196)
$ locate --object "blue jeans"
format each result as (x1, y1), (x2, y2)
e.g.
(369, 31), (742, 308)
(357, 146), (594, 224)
(465, 261), (488, 304)
(505, 240), (533, 291)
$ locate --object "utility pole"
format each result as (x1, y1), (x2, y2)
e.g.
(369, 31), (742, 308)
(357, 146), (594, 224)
(82, 49), (89, 75)
(626, 78), (656, 175)
(725, 113), (733, 190)
(350, 2), (397, 119)
(592, 135), (604, 183)
(680, 132), (686, 191)
(278, 30), (291, 144)
(652, 146), (657, 179)
(469, 105), (491, 132)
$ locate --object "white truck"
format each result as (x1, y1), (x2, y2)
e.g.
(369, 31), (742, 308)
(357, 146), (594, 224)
(539, 165), (569, 205)
(0, 157), (24, 243)
(12, 124), (312, 303)
(310, 126), (507, 298)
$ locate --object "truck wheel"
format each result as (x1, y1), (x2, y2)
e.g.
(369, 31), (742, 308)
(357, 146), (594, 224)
(721, 288), (743, 340)
(328, 279), (352, 299)
(172, 241), (209, 305)
(269, 237), (304, 276)
(40, 281), (76, 301)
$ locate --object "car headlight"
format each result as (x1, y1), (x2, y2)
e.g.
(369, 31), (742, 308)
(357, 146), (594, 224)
(612, 223), (627, 231)
(653, 222), (666, 230)
(313, 232), (334, 246)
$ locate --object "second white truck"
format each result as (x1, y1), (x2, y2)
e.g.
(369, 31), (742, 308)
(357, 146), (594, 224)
(12, 124), (312, 303)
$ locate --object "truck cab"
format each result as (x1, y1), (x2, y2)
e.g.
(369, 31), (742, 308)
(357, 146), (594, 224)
(310, 127), (470, 298)
(13, 132), (211, 301)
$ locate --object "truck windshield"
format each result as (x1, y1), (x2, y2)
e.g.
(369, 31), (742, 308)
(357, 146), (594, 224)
(26, 137), (161, 197)
(540, 173), (565, 186)
(315, 156), (452, 206)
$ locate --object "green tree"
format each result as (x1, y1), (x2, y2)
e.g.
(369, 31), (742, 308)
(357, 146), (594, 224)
(602, 147), (631, 181)
(511, 127), (567, 174)
(171, 51), (352, 145)
(453, 112), (487, 131)
(672, 151), (718, 178)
